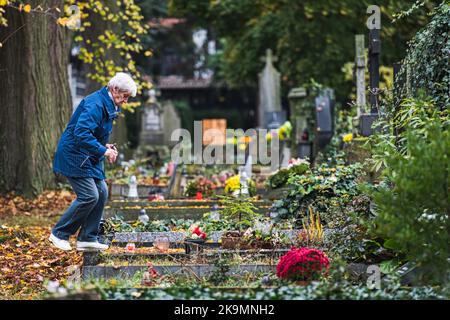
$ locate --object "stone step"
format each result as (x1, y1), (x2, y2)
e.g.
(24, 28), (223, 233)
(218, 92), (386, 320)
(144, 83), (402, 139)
(82, 264), (276, 279)
(111, 230), (301, 243)
(82, 248), (290, 266)
(104, 206), (272, 221)
(109, 183), (282, 201)
(106, 199), (273, 208)
(109, 184), (169, 199)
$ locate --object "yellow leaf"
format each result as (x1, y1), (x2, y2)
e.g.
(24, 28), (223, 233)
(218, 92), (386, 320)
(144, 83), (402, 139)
(144, 50), (152, 57)
(23, 4), (31, 13)
(57, 17), (68, 26)
(0, 0), (8, 7)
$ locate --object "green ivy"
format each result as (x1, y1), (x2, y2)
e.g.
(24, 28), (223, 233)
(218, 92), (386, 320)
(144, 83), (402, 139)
(395, 2), (450, 109)
(271, 162), (364, 226)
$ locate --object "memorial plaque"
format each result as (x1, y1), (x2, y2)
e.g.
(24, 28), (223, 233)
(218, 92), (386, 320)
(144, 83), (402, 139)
(264, 111), (286, 130)
(145, 107), (161, 131)
(202, 119), (227, 146)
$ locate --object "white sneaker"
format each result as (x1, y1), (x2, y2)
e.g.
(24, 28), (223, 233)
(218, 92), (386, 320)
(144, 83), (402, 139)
(76, 241), (109, 252)
(48, 233), (72, 251)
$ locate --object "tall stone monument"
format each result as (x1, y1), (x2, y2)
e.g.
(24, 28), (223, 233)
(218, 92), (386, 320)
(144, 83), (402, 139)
(162, 100), (181, 147)
(258, 49), (283, 128)
(140, 89), (164, 145)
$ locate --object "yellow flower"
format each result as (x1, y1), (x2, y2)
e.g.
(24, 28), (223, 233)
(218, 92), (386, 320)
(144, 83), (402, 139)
(224, 175), (241, 193)
(109, 279), (118, 286)
(343, 133), (353, 143)
(23, 4), (31, 13)
(0, 0), (9, 7)
(238, 143), (246, 150)
(278, 127), (286, 138)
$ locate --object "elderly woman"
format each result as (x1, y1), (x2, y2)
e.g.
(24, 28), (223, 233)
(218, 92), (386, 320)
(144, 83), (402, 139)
(49, 72), (137, 251)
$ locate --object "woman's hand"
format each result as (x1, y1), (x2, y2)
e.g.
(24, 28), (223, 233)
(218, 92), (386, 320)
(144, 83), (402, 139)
(104, 148), (118, 164)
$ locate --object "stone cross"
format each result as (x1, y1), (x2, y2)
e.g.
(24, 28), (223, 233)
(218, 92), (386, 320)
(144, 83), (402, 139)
(355, 34), (366, 116)
(258, 49), (282, 128)
(368, 29), (381, 113)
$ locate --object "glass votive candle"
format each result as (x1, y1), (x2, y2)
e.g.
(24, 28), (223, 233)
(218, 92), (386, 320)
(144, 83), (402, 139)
(154, 236), (170, 252)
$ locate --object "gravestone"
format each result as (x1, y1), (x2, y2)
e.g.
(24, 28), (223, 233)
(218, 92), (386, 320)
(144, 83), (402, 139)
(258, 49), (282, 128)
(244, 154), (253, 178)
(162, 100), (181, 146)
(359, 28), (381, 136)
(355, 34), (367, 117)
(288, 87), (310, 159)
(314, 89), (334, 150)
(280, 143), (291, 169)
(139, 90), (164, 145)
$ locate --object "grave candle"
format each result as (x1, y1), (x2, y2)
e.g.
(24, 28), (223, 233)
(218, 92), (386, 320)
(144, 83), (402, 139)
(139, 209), (149, 224)
(128, 175), (139, 198)
(125, 243), (136, 252)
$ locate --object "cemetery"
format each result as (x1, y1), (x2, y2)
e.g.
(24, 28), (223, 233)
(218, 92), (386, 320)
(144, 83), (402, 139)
(0, 1), (448, 303)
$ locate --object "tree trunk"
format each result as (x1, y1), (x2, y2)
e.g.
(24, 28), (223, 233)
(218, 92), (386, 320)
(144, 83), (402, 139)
(0, 1), (72, 197)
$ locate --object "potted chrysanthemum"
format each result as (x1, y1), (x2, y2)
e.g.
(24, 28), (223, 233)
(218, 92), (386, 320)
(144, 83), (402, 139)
(276, 247), (330, 285)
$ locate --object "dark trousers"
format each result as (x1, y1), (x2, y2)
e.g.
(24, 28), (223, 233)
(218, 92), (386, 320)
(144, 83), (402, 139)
(52, 177), (108, 242)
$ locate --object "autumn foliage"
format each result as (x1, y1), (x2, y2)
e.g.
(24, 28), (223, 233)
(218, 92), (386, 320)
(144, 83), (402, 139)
(0, 190), (75, 218)
(0, 190), (80, 299)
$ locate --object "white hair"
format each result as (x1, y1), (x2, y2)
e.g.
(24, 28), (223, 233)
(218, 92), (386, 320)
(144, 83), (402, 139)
(107, 72), (137, 97)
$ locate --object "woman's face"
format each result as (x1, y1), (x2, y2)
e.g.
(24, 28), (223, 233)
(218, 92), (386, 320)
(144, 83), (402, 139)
(111, 87), (131, 106)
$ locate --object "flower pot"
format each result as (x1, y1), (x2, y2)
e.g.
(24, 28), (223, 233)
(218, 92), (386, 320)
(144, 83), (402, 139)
(221, 236), (253, 250)
(251, 240), (273, 250)
(221, 236), (241, 250)
(184, 238), (205, 254)
(294, 280), (310, 286)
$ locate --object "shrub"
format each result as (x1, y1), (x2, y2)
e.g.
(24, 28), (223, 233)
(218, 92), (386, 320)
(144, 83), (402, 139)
(368, 98), (450, 284)
(266, 158), (309, 189)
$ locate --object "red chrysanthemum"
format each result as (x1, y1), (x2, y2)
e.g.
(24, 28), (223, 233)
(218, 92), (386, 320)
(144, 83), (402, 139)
(276, 247), (330, 281)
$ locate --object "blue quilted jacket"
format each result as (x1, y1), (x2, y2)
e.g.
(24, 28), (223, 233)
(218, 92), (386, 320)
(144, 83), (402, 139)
(53, 86), (120, 179)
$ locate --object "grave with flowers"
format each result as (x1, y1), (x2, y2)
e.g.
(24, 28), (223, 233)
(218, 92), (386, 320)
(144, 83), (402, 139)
(59, 147), (446, 300)
(82, 207), (309, 280)
(79, 160), (322, 283)
(73, 141), (445, 301)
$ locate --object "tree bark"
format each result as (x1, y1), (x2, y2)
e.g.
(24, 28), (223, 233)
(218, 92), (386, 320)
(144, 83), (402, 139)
(0, 0), (72, 197)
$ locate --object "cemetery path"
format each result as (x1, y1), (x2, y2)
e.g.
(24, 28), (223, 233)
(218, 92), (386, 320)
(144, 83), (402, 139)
(0, 190), (82, 299)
